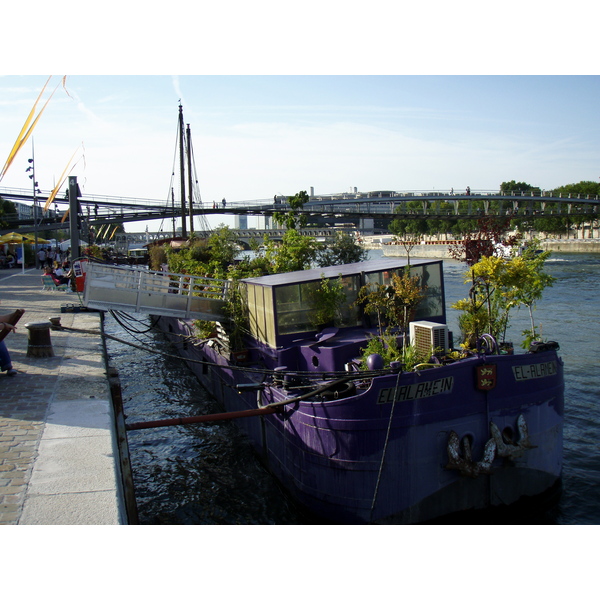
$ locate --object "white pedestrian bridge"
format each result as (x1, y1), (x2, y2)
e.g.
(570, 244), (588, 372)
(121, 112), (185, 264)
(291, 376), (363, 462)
(83, 262), (229, 320)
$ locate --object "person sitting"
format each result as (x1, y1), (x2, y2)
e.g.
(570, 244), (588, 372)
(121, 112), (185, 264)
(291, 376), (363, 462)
(0, 310), (21, 376)
(44, 266), (69, 285)
(5, 253), (15, 268)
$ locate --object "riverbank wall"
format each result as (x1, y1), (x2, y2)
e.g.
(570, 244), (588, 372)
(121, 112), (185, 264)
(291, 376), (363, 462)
(362, 237), (600, 258)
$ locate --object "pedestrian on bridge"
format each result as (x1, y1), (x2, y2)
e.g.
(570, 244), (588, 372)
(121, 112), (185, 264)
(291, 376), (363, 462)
(222, 198), (226, 208)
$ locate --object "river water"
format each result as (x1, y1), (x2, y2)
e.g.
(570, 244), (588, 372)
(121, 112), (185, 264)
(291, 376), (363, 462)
(104, 250), (600, 525)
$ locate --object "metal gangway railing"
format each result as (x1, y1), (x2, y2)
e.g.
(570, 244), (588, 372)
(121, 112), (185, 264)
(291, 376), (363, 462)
(83, 262), (229, 320)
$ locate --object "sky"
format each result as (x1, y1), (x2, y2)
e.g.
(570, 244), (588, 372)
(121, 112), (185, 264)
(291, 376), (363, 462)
(1, 6), (599, 234)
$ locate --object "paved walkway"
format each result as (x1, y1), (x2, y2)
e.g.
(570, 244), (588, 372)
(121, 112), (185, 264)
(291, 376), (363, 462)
(0, 268), (127, 525)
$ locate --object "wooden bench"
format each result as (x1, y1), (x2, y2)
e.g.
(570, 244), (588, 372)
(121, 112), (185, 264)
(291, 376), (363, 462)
(41, 275), (69, 292)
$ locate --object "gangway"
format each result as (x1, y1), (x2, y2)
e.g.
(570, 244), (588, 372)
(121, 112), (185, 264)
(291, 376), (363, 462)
(83, 262), (229, 321)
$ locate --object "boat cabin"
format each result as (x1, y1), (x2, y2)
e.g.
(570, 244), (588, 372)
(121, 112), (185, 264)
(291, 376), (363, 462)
(241, 258), (446, 371)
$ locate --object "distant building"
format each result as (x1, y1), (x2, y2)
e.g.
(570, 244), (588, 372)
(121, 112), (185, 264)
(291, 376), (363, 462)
(11, 201), (59, 221)
(235, 214), (248, 229)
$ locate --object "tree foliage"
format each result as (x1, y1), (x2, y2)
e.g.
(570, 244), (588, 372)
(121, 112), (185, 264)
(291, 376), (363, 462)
(0, 196), (17, 228)
(451, 239), (555, 349)
(316, 231), (368, 267)
(388, 180), (598, 240)
(264, 229), (318, 273)
(500, 180), (541, 195)
(273, 190), (309, 230)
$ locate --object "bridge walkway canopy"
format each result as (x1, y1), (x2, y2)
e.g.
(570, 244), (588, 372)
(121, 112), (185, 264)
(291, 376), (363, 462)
(83, 262), (229, 321)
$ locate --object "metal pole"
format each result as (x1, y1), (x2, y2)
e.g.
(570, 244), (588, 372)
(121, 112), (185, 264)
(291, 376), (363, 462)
(171, 187), (176, 238)
(31, 140), (39, 269)
(178, 104), (187, 238)
(187, 123), (194, 236)
(68, 175), (80, 259)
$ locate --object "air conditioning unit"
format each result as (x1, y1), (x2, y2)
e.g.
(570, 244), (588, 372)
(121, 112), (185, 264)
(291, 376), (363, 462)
(409, 321), (449, 354)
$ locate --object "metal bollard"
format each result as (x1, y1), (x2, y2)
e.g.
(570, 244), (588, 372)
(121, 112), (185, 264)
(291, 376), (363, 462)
(25, 321), (54, 358)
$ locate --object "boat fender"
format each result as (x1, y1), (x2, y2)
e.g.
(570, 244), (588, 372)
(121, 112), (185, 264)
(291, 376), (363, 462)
(366, 353), (384, 370)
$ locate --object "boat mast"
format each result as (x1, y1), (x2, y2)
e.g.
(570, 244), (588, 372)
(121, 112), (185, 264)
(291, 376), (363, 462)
(187, 123), (194, 236)
(178, 103), (187, 238)
(171, 187), (176, 238)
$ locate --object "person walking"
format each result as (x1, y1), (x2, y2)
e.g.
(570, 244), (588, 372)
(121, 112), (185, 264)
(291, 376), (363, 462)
(37, 247), (46, 268)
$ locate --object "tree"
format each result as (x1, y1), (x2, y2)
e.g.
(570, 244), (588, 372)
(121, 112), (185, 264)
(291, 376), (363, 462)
(264, 229), (318, 273)
(273, 190), (309, 230)
(392, 233), (422, 266)
(207, 226), (239, 272)
(451, 239), (555, 349)
(448, 215), (517, 266)
(0, 196), (17, 228)
(500, 180), (541, 195)
(551, 180), (600, 198)
(501, 241), (555, 348)
(316, 231), (368, 267)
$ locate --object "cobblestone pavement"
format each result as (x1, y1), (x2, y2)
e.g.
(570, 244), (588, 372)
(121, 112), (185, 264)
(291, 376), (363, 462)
(0, 268), (123, 524)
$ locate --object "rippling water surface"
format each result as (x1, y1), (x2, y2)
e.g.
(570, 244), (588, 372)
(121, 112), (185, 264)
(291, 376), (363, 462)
(104, 250), (600, 525)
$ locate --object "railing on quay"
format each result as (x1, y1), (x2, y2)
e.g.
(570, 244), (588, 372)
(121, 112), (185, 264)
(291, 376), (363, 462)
(83, 262), (229, 320)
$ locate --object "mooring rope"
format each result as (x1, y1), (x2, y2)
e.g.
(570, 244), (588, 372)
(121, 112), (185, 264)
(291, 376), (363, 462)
(55, 323), (393, 382)
(369, 367), (404, 522)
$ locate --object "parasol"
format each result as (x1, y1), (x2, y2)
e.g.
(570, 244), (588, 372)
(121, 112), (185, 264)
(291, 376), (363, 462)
(0, 231), (51, 244)
(0, 232), (51, 274)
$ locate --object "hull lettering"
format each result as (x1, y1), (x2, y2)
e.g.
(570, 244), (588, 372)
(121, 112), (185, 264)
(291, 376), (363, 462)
(512, 361), (557, 381)
(377, 376), (454, 404)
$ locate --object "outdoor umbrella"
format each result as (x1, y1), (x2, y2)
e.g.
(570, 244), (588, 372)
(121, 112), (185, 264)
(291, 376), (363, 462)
(0, 232), (51, 244)
(0, 232), (51, 273)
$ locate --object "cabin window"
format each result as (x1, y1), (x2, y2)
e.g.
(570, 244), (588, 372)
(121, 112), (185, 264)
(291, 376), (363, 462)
(275, 275), (362, 336)
(275, 283), (313, 335)
(362, 264), (444, 322)
(411, 263), (444, 320)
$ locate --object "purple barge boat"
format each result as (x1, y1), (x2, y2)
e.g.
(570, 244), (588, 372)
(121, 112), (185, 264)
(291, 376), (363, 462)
(154, 257), (564, 524)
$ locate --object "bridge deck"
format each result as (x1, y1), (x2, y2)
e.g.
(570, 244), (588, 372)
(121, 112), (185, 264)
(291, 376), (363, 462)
(2, 186), (599, 235)
(83, 263), (229, 321)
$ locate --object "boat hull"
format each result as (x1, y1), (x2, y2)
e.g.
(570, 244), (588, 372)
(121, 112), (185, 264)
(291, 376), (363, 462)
(157, 317), (564, 524)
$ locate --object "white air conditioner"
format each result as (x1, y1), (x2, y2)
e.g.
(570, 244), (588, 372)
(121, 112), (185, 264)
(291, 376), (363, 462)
(409, 321), (449, 353)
